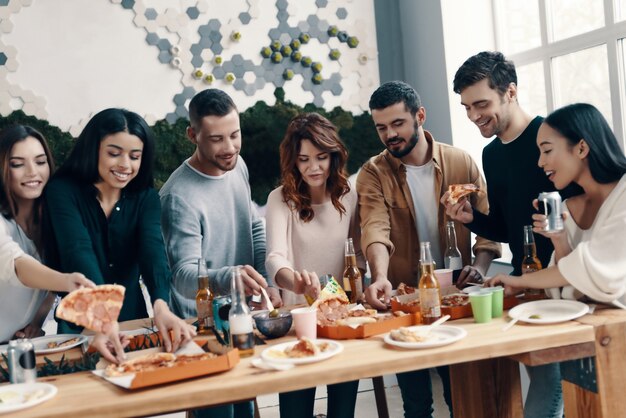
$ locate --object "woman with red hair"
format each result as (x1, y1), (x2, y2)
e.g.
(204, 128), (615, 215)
(265, 112), (365, 418)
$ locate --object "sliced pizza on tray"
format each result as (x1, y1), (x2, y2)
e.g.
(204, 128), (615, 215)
(57, 284), (125, 333)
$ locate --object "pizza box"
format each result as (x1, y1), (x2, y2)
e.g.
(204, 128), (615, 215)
(391, 286), (518, 320)
(317, 312), (421, 340)
(92, 338), (239, 389)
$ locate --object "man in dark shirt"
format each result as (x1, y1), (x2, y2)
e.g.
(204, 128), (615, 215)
(444, 51), (564, 418)
(445, 51), (557, 274)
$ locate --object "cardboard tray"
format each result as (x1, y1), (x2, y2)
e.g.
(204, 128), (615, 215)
(317, 312), (421, 339)
(92, 338), (239, 389)
(391, 286), (519, 320)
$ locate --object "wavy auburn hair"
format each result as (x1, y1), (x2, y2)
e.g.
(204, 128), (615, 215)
(279, 113), (350, 222)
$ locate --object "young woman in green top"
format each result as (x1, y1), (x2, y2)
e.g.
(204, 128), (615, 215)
(44, 108), (195, 361)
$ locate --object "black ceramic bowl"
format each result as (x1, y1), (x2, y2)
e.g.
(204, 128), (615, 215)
(253, 311), (293, 339)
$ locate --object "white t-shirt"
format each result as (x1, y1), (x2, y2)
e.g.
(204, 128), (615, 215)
(405, 161), (443, 267)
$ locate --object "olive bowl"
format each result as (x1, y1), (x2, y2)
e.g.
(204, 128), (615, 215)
(253, 311), (293, 339)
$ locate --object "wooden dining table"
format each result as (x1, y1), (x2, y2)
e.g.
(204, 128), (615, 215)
(2, 307), (625, 418)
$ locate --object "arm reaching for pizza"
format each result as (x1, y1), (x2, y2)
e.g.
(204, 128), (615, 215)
(14, 255), (95, 292)
(152, 299), (196, 353)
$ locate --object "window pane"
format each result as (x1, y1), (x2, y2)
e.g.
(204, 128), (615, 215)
(516, 62), (547, 117)
(548, 0), (604, 41)
(615, 38), (626, 152)
(497, 0), (541, 54)
(552, 45), (613, 127)
(617, 0), (626, 22)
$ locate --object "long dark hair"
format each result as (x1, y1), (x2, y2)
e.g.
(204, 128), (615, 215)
(0, 125), (55, 251)
(279, 113), (350, 222)
(56, 108), (155, 191)
(544, 103), (626, 184)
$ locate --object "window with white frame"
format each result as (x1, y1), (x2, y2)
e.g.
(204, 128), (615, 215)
(493, 0), (626, 149)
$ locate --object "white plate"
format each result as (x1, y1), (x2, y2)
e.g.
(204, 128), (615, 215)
(384, 325), (467, 349)
(0, 382), (57, 414)
(508, 300), (590, 324)
(0, 335), (88, 355)
(261, 339), (343, 365)
(31, 335), (88, 354)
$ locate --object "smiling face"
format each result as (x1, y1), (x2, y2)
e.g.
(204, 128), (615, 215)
(8, 136), (50, 205)
(537, 122), (586, 190)
(296, 139), (331, 191)
(96, 132), (143, 193)
(188, 109), (241, 176)
(460, 78), (515, 139)
(371, 101), (423, 159)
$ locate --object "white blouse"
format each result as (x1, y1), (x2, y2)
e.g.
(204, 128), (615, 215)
(548, 175), (626, 308)
(0, 216), (47, 342)
(265, 186), (366, 305)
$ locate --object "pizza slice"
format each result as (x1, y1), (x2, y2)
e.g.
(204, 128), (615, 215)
(47, 337), (82, 349)
(396, 282), (416, 296)
(447, 183), (482, 205)
(285, 337), (320, 358)
(441, 293), (470, 307)
(57, 284), (125, 333)
(104, 352), (176, 377)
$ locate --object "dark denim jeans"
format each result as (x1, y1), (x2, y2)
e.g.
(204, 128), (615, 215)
(189, 401), (254, 418)
(279, 380), (359, 418)
(396, 367), (453, 418)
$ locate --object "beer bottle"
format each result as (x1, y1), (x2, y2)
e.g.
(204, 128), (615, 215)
(522, 225), (543, 273)
(228, 268), (255, 357)
(521, 225), (543, 296)
(444, 221), (463, 271)
(418, 242), (442, 324)
(343, 238), (363, 303)
(195, 258), (214, 335)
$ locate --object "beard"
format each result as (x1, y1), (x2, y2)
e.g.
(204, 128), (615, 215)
(387, 125), (419, 158)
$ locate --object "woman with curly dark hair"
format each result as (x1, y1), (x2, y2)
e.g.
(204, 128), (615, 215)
(265, 112), (365, 418)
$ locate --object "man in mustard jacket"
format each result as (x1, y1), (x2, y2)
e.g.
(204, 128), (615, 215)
(357, 80), (501, 418)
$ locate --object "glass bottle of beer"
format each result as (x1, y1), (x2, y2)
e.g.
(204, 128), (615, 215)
(522, 225), (543, 273)
(418, 242), (442, 324)
(444, 221), (463, 271)
(195, 258), (214, 335)
(228, 268), (255, 357)
(343, 238), (363, 303)
(521, 225), (543, 296)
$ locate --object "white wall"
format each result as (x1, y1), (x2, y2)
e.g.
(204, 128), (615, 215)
(0, 0), (380, 135)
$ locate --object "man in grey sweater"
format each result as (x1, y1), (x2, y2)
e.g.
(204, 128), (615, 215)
(160, 88), (282, 315)
(160, 89), (282, 417)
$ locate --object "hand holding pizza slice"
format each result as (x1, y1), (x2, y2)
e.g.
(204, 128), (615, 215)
(446, 183), (482, 205)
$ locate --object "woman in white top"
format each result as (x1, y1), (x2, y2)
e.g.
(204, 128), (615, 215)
(266, 113), (365, 418)
(487, 103), (626, 305)
(0, 125), (93, 343)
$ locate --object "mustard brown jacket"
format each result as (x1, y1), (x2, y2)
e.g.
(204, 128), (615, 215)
(356, 131), (501, 288)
